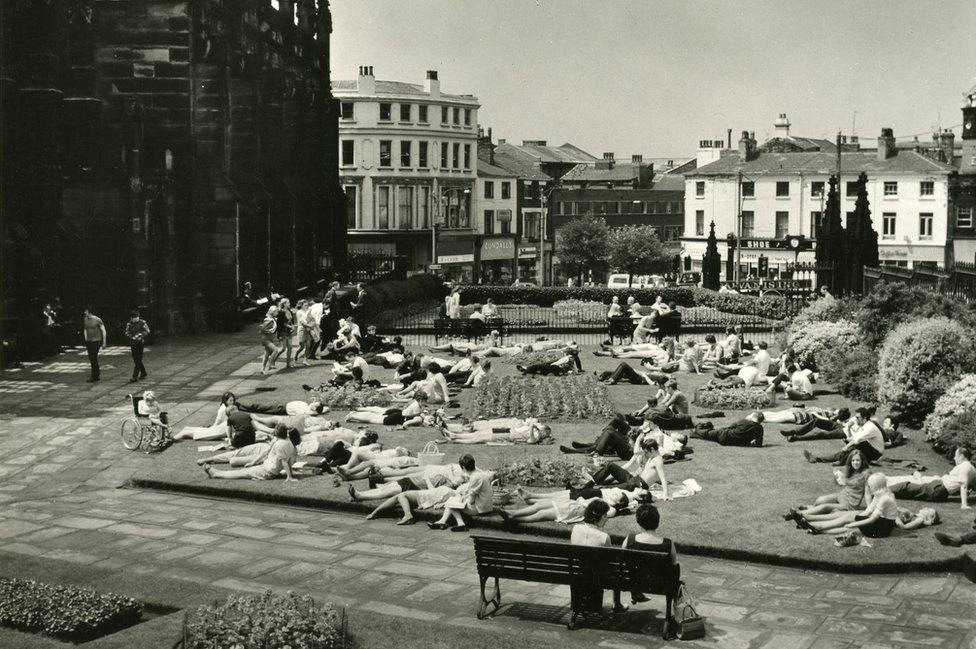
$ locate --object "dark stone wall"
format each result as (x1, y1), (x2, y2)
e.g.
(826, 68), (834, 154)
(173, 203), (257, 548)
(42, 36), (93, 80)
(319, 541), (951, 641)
(1, 0), (345, 347)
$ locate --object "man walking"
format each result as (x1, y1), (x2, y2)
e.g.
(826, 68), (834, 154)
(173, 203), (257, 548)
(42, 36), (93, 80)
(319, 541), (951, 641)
(83, 308), (107, 382)
(126, 309), (150, 382)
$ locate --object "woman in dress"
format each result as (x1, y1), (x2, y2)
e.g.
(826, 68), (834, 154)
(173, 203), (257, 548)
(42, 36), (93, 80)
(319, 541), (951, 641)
(274, 298), (295, 368)
(623, 504), (678, 605)
(203, 424), (297, 481)
(786, 449), (869, 518)
(173, 392), (236, 441)
(260, 306), (281, 375)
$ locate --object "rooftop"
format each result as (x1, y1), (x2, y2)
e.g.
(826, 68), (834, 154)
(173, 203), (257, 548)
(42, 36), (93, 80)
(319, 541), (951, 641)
(490, 148), (552, 181)
(331, 79), (478, 103)
(496, 141), (597, 165)
(476, 155), (517, 179)
(688, 149), (955, 177)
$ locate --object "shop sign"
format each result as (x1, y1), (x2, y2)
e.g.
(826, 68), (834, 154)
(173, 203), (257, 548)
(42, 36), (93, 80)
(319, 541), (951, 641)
(879, 247), (910, 258)
(481, 237), (515, 261)
(438, 254), (475, 264)
(518, 245), (537, 258)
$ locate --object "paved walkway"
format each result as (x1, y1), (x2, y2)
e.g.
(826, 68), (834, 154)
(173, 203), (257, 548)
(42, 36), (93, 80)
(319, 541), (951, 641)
(1, 335), (975, 649)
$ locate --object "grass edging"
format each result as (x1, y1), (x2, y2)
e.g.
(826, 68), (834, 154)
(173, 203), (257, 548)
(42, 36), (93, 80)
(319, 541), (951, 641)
(126, 477), (973, 578)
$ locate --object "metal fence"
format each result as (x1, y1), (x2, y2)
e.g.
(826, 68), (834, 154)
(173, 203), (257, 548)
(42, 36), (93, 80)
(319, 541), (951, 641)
(863, 263), (976, 301)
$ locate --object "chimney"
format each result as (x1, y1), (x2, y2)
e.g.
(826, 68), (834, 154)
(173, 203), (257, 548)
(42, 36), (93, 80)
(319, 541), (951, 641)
(631, 154), (642, 164)
(738, 130), (756, 162)
(522, 140), (547, 146)
(357, 65), (375, 94)
(424, 70), (439, 98)
(934, 128), (955, 164)
(773, 113), (791, 137)
(635, 159), (653, 188)
(697, 138), (726, 167)
(877, 127), (896, 161)
(498, 138), (506, 145)
(596, 152), (615, 170)
(727, 128), (732, 149)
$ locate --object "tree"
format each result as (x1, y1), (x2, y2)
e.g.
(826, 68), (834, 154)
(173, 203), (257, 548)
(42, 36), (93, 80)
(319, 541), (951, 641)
(816, 174), (846, 294)
(702, 221), (721, 290)
(554, 216), (609, 283)
(607, 225), (671, 285)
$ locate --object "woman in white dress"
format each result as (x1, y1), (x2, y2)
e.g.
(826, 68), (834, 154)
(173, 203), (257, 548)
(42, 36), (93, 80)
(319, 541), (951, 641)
(448, 287), (462, 319)
(173, 392), (236, 441)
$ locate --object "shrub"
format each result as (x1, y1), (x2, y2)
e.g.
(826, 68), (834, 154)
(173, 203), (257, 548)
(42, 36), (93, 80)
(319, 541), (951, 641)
(923, 374), (976, 456)
(359, 274), (447, 319)
(0, 578), (142, 643)
(786, 319), (861, 370)
(499, 349), (564, 366)
(494, 458), (591, 487)
(857, 281), (976, 348)
(789, 295), (861, 330)
(926, 410), (976, 459)
(472, 374), (616, 421)
(311, 384), (392, 409)
(690, 287), (791, 321)
(819, 343), (879, 402)
(877, 317), (976, 426)
(186, 591), (343, 649)
(693, 386), (774, 410)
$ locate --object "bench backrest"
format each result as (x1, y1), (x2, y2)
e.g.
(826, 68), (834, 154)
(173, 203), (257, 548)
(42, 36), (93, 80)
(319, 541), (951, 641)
(472, 535), (680, 595)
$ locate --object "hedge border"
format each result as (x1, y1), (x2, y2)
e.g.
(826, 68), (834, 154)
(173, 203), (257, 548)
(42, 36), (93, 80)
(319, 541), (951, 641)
(126, 477), (972, 577)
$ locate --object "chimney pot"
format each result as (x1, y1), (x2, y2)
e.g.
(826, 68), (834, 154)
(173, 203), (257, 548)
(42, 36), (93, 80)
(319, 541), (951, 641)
(426, 70), (438, 80)
(877, 127), (896, 161)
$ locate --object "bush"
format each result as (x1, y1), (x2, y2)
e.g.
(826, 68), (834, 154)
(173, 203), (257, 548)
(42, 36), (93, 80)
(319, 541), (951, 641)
(690, 287), (791, 321)
(789, 295), (861, 330)
(786, 319), (861, 371)
(926, 410), (976, 459)
(819, 343), (879, 402)
(359, 274), (447, 319)
(499, 349), (564, 366)
(857, 281), (976, 348)
(494, 458), (591, 487)
(877, 317), (976, 426)
(186, 591), (343, 649)
(311, 384), (392, 409)
(693, 386), (774, 410)
(923, 374), (976, 456)
(0, 578), (142, 642)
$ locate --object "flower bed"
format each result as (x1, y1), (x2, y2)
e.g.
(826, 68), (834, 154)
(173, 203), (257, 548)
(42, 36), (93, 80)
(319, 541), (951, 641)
(497, 349), (564, 366)
(0, 578), (142, 643)
(694, 385), (774, 410)
(493, 458), (591, 487)
(471, 374), (616, 421)
(185, 591), (344, 649)
(311, 384), (392, 409)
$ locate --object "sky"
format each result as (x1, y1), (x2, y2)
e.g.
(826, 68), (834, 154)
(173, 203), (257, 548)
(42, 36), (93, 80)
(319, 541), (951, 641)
(330, 0), (976, 158)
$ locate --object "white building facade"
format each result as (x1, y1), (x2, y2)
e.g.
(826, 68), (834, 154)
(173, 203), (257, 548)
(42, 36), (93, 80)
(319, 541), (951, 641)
(683, 129), (954, 278)
(333, 67), (480, 272)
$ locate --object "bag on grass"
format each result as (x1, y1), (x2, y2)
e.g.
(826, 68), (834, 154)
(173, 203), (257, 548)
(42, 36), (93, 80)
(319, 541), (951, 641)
(673, 581), (706, 640)
(418, 441), (445, 466)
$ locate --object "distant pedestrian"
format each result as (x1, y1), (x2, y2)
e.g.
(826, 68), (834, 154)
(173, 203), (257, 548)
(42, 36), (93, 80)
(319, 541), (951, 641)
(275, 298), (295, 368)
(350, 282), (367, 314)
(260, 306), (281, 376)
(126, 309), (150, 382)
(83, 308), (107, 382)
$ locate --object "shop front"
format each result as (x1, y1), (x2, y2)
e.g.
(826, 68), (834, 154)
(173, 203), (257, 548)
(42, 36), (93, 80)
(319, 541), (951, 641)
(437, 238), (476, 284)
(479, 236), (516, 285)
(517, 244), (538, 283)
(878, 243), (947, 269)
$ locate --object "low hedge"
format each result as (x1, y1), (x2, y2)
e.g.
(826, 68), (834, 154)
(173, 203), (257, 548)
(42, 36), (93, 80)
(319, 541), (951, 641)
(360, 274), (447, 319)
(694, 386), (774, 410)
(0, 578), (142, 643)
(458, 285), (791, 320)
(186, 590), (344, 649)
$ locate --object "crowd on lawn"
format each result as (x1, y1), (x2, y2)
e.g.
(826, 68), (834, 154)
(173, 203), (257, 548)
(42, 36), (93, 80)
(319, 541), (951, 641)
(155, 284), (976, 612)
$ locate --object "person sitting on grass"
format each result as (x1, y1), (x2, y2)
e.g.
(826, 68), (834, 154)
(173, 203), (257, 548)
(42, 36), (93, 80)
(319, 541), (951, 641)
(793, 474), (939, 537)
(880, 415), (906, 449)
(345, 393), (430, 427)
(677, 340), (701, 374)
(646, 380), (693, 430)
(138, 391), (170, 435)
(886, 447), (974, 508)
(349, 463), (466, 503)
(394, 366), (451, 404)
(705, 363), (765, 389)
(203, 423), (296, 481)
(219, 402), (273, 450)
(440, 420), (552, 445)
(174, 392), (238, 441)
(766, 362), (814, 401)
(560, 414), (635, 459)
(580, 435), (671, 498)
(775, 407), (852, 442)
(803, 407), (884, 465)
(428, 454), (494, 532)
(699, 334), (725, 370)
(517, 346), (583, 376)
(198, 428), (303, 467)
(784, 449), (870, 519)
(623, 503), (678, 605)
(690, 411), (765, 447)
(463, 359), (491, 387)
(332, 354), (371, 386)
(571, 499), (630, 613)
(334, 447), (417, 481)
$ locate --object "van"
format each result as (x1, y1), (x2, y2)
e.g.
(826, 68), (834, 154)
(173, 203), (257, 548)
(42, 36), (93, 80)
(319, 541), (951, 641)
(607, 274), (659, 289)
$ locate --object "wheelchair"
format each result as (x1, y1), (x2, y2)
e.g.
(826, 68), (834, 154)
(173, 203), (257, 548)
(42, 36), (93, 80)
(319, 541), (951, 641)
(120, 394), (172, 453)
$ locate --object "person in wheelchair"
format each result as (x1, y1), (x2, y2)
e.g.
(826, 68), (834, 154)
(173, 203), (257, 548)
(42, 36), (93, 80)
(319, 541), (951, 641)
(138, 391), (170, 435)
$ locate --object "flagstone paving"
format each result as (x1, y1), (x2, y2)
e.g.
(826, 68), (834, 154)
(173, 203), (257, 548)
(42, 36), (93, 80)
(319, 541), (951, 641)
(1, 334), (976, 648)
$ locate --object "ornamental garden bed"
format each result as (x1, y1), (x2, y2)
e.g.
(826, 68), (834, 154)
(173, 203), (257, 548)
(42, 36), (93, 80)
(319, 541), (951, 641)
(694, 385), (775, 410)
(0, 578), (165, 644)
(471, 374), (617, 421)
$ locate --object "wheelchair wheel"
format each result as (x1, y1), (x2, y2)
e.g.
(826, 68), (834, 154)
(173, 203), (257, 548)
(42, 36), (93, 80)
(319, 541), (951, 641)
(144, 425), (169, 453)
(121, 419), (143, 450)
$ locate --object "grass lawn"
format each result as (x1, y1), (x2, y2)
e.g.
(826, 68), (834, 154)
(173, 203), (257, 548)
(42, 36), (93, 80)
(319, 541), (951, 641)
(130, 340), (975, 571)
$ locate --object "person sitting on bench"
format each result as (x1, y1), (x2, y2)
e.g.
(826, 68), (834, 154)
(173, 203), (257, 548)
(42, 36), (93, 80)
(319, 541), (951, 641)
(690, 411), (765, 447)
(622, 504), (678, 605)
(517, 346), (583, 376)
(803, 407), (884, 465)
(887, 447), (974, 508)
(560, 414), (635, 459)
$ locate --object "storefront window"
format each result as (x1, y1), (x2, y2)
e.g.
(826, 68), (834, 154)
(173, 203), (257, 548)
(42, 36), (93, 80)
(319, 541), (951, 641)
(397, 187), (413, 229)
(377, 186), (390, 229)
(345, 186), (357, 229)
(419, 187), (430, 228)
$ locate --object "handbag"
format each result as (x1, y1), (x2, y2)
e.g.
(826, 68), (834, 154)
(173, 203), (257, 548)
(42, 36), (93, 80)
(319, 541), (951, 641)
(672, 581), (706, 640)
(418, 441), (446, 466)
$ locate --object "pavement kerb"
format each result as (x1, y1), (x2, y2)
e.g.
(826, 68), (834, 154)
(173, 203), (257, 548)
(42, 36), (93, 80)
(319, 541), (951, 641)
(125, 476), (976, 579)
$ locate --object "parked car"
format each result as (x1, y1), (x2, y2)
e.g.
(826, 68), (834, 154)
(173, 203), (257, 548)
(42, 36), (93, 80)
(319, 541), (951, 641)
(511, 280), (537, 287)
(607, 274), (667, 289)
(678, 272), (702, 286)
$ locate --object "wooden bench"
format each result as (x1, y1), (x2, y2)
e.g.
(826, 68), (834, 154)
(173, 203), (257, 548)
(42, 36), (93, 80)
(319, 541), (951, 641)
(607, 316), (634, 344)
(472, 535), (679, 635)
(433, 318), (505, 342)
(655, 312), (682, 342)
